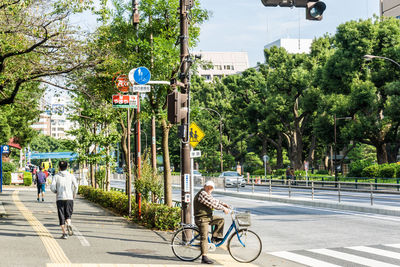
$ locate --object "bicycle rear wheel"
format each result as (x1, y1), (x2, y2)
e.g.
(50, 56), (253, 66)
(228, 229), (262, 263)
(171, 227), (202, 261)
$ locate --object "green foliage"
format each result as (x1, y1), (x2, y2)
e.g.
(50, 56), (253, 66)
(273, 169), (286, 175)
(2, 172), (11, 185)
(23, 172), (32, 186)
(361, 164), (379, 178)
(378, 164), (396, 178)
(252, 169), (265, 175)
(78, 186), (179, 230)
(316, 170), (329, 175)
(134, 154), (163, 202)
(2, 162), (16, 172)
(348, 160), (372, 177)
(95, 169), (106, 190)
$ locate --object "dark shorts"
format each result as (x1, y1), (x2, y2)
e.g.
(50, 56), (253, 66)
(37, 184), (45, 194)
(56, 200), (74, 225)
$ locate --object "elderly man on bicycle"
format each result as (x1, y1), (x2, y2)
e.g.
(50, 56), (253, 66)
(194, 180), (230, 264)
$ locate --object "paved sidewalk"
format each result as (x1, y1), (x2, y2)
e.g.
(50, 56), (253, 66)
(0, 187), (286, 267)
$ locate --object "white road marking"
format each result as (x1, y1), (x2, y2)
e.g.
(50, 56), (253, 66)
(347, 245), (400, 259)
(71, 225), (90, 246)
(269, 251), (341, 267)
(309, 248), (399, 267)
(385, 244), (400, 249)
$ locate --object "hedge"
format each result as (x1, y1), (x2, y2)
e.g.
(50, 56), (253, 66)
(2, 172), (11, 185)
(23, 172), (32, 186)
(78, 186), (180, 231)
(360, 163), (400, 178)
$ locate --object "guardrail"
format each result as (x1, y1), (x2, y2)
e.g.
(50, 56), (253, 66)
(246, 178), (400, 206)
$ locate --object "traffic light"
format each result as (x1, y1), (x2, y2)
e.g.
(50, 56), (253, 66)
(261, 0), (326, 21)
(167, 90), (188, 124)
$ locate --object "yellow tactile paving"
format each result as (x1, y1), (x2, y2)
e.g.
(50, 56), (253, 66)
(13, 190), (71, 264)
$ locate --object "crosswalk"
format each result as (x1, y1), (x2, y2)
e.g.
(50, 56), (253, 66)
(270, 243), (400, 267)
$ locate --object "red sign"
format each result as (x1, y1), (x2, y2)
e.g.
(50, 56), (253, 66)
(112, 95), (137, 108)
(115, 75), (130, 92)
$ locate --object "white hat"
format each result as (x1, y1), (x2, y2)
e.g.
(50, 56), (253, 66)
(205, 180), (215, 188)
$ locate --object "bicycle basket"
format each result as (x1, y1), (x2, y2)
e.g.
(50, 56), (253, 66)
(236, 212), (251, 227)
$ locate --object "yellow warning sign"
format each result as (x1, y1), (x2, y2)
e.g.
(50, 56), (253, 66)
(189, 122), (205, 148)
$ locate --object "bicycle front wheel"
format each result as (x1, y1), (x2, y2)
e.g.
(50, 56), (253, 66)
(171, 227), (202, 261)
(228, 229), (262, 263)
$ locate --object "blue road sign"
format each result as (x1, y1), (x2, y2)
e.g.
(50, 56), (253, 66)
(133, 67), (151, 85)
(1, 145), (9, 154)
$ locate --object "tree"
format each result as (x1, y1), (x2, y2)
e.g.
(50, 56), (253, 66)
(321, 17), (400, 164)
(0, 0), (95, 106)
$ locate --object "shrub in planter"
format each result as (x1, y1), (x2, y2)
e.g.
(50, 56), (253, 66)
(362, 164), (379, 178)
(348, 160), (371, 177)
(378, 164), (396, 178)
(316, 170), (329, 175)
(273, 169), (286, 176)
(23, 172), (32, 186)
(2, 172), (11, 185)
(395, 164), (400, 178)
(2, 162), (16, 173)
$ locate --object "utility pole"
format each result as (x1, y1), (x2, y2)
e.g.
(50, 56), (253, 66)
(179, 0), (191, 225)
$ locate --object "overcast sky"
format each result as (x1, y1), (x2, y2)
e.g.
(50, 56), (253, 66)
(196, 0), (380, 66)
(73, 0), (380, 67)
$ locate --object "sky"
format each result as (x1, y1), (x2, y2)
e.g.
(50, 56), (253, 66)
(72, 0), (380, 67)
(195, 0), (380, 66)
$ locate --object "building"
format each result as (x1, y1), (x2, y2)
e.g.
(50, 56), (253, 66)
(264, 38), (313, 54)
(195, 51), (249, 82)
(381, 0), (400, 18)
(31, 96), (75, 139)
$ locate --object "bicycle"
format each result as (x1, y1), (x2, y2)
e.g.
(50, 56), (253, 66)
(171, 210), (262, 263)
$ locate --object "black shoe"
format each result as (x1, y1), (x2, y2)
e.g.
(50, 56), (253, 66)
(42, 198), (44, 202)
(211, 237), (223, 244)
(37, 198), (39, 202)
(61, 234), (68, 239)
(201, 256), (214, 264)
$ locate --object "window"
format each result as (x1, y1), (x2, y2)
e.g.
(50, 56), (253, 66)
(201, 75), (211, 80)
(214, 65), (222, 70)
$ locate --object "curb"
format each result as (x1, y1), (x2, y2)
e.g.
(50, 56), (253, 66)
(213, 189), (400, 217)
(0, 201), (6, 217)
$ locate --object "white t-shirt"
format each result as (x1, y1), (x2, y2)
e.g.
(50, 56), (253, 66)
(50, 171), (78, 201)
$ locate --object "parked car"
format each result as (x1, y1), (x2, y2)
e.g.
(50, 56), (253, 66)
(219, 171), (245, 188)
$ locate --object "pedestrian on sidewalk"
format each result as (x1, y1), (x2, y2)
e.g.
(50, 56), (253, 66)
(194, 180), (231, 264)
(50, 161), (78, 239)
(35, 167), (47, 202)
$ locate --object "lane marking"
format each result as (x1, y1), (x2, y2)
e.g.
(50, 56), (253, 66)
(71, 224), (90, 246)
(309, 248), (399, 267)
(210, 253), (258, 266)
(269, 251), (340, 267)
(47, 265), (215, 267)
(13, 190), (70, 264)
(347, 245), (400, 259)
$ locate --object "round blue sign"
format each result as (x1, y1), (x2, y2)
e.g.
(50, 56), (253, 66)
(133, 67), (151, 85)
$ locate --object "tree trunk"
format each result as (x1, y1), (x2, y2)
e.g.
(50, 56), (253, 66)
(307, 135), (316, 166)
(386, 143), (400, 163)
(376, 142), (388, 164)
(161, 119), (172, 207)
(151, 116), (157, 172)
(106, 146), (111, 191)
(266, 134), (284, 169)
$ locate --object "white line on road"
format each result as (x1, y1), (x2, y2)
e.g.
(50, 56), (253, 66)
(347, 245), (400, 260)
(72, 225), (90, 246)
(309, 248), (400, 267)
(269, 251), (341, 267)
(385, 244), (400, 249)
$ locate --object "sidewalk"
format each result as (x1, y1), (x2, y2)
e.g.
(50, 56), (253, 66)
(0, 187), (284, 267)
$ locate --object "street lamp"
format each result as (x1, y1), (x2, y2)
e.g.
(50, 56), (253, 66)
(199, 107), (223, 173)
(363, 55), (400, 69)
(334, 115), (352, 183)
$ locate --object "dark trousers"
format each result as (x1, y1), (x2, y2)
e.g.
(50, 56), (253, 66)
(195, 215), (224, 255)
(56, 200), (74, 225)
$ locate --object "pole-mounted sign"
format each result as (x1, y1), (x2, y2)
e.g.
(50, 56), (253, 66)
(115, 74), (130, 93)
(112, 95), (138, 108)
(129, 67), (151, 85)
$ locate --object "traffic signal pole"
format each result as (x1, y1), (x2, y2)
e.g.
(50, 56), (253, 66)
(179, 0), (191, 225)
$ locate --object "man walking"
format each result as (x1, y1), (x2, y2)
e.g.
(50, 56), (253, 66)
(35, 167), (47, 202)
(194, 181), (230, 264)
(50, 161), (78, 239)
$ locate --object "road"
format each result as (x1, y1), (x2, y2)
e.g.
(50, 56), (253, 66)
(111, 179), (400, 266)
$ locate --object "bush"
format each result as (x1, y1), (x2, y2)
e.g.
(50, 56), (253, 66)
(23, 172), (32, 186)
(78, 186), (180, 231)
(361, 164), (379, 178)
(348, 160), (371, 177)
(316, 170), (329, 175)
(273, 169), (286, 175)
(2, 172), (11, 185)
(2, 162), (16, 172)
(378, 164), (396, 178)
(252, 169), (265, 175)
(395, 164), (400, 178)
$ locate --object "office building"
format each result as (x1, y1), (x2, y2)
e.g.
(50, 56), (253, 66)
(381, 0), (400, 18)
(195, 51), (249, 81)
(264, 38), (313, 54)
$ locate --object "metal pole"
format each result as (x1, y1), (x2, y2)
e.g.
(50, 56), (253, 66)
(288, 182), (291, 198)
(338, 181), (341, 203)
(219, 119), (223, 173)
(370, 183), (373, 206)
(180, 0), (191, 225)
(190, 147), (194, 224)
(311, 180), (314, 200)
(127, 109), (132, 216)
(334, 114), (338, 186)
(269, 176), (272, 194)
